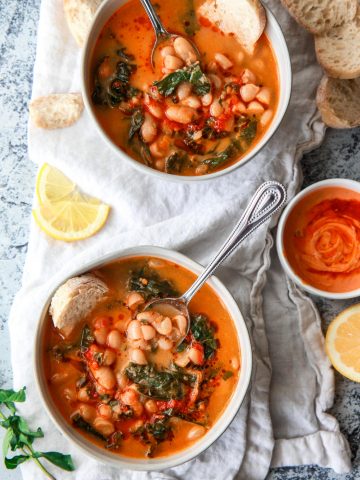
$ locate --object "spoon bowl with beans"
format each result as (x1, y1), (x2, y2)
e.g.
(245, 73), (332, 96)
(140, 0), (200, 68)
(142, 181), (287, 346)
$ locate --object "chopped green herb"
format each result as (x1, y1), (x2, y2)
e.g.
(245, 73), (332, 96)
(165, 152), (188, 174)
(106, 431), (123, 449)
(72, 414), (106, 441)
(239, 118), (257, 144)
(80, 325), (94, 352)
(222, 371), (234, 380)
(128, 109), (144, 141)
(128, 266), (178, 300)
(154, 63), (210, 97)
(190, 314), (217, 359)
(181, 0), (200, 36)
(0, 387), (75, 476)
(202, 139), (241, 169)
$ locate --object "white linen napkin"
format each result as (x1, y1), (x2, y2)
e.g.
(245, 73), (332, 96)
(9, 0), (352, 478)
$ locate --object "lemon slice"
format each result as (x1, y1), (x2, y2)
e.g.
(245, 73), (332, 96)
(325, 303), (360, 382)
(33, 164), (110, 242)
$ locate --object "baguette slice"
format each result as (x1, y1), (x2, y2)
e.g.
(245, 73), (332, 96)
(50, 274), (109, 333)
(198, 0), (266, 55)
(281, 0), (357, 35)
(64, 0), (103, 47)
(29, 93), (84, 129)
(315, 11), (360, 79)
(316, 76), (360, 129)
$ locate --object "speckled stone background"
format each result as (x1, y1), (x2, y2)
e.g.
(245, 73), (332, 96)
(1, 1), (360, 479)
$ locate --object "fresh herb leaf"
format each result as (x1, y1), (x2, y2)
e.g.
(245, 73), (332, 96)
(125, 363), (195, 400)
(129, 109), (144, 140)
(202, 140), (241, 169)
(165, 152), (188, 174)
(0, 387), (74, 476)
(147, 419), (171, 441)
(128, 266), (178, 300)
(190, 314), (217, 359)
(154, 63), (210, 97)
(181, 0), (199, 36)
(239, 118), (257, 143)
(0, 388), (26, 404)
(4, 454), (29, 469)
(35, 451), (75, 471)
(106, 431), (123, 449)
(117, 47), (135, 62)
(72, 413), (106, 441)
(222, 371), (234, 380)
(80, 325), (94, 352)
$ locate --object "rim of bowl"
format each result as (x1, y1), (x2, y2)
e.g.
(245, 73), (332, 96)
(276, 178), (360, 300)
(81, 1), (292, 183)
(34, 246), (253, 470)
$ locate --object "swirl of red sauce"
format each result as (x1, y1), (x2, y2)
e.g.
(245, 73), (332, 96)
(283, 187), (360, 293)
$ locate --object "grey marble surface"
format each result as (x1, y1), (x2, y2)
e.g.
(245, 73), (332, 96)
(1, 0), (360, 479)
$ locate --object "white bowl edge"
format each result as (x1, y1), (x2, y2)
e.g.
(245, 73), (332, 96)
(81, 0), (292, 183)
(276, 178), (360, 300)
(34, 245), (253, 470)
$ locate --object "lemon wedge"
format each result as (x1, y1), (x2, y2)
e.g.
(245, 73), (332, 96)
(33, 164), (110, 242)
(325, 303), (360, 383)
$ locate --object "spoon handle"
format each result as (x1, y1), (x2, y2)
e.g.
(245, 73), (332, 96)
(139, 0), (169, 37)
(181, 181), (287, 305)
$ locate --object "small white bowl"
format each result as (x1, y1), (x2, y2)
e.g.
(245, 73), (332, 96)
(81, 0), (292, 182)
(34, 246), (252, 470)
(276, 179), (360, 300)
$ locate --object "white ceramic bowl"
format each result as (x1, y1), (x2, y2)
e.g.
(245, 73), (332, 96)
(34, 246), (252, 470)
(277, 179), (360, 300)
(81, 0), (292, 182)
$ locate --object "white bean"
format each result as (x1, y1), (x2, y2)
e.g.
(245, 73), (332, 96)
(195, 164), (208, 176)
(145, 399), (158, 414)
(141, 324), (156, 340)
(155, 159), (166, 171)
(232, 101), (247, 114)
(141, 113), (157, 143)
(260, 109), (273, 127)
(214, 53), (233, 70)
(165, 105), (198, 124)
(158, 337), (173, 351)
(189, 347), (204, 365)
(240, 84), (260, 102)
(78, 404), (97, 423)
(174, 314), (187, 335)
(137, 311), (162, 323)
(148, 258), (166, 269)
(130, 348), (148, 365)
(107, 329), (122, 350)
(103, 348), (117, 366)
(116, 371), (129, 389)
(201, 93), (213, 106)
(93, 367), (117, 390)
(231, 356), (240, 370)
(147, 102), (164, 119)
(98, 404), (112, 419)
(120, 388), (139, 406)
(154, 316), (173, 335)
(177, 82), (192, 100)
(160, 45), (176, 58)
(208, 73), (222, 90)
(93, 417), (115, 436)
(182, 95), (201, 109)
(187, 425), (206, 440)
(63, 387), (76, 402)
(256, 87), (271, 105)
(164, 54), (184, 70)
(192, 130), (202, 141)
(50, 372), (69, 384)
(237, 51), (245, 63)
(247, 101), (265, 115)
(174, 351), (190, 367)
(94, 327), (108, 346)
(126, 292), (145, 310)
(77, 388), (90, 402)
(127, 320), (143, 340)
(210, 99), (223, 118)
(242, 68), (256, 84)
(173, 37), (197, 65)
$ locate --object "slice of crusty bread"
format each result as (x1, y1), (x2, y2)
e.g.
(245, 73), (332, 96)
(198, 0), (266, 55)
(281, 0), (357, 35)
(315, 11), (360, 79)
(63, 0), (103, 47)
(316, 76), (360, 129)
(50, 274), (109, 332)
(29, 93), (84, 129)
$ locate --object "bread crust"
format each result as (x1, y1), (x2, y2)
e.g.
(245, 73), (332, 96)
(316, 76), (360, 129)
(63, 0), (103, 47)
(29, 93), (84, 129)
(50, 274), (109, 332)
(281, 0), (357, 35)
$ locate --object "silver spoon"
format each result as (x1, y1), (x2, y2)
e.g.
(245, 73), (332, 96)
(139, 0), (200, 68)
(144, 181), (287, 344)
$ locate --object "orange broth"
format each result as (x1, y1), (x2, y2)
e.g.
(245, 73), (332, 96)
(90, 0), (279, 176)
(42, 256), (240, 458)
(283, 187), (360, 293)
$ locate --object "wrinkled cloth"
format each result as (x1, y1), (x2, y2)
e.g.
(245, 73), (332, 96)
(9, 0), (351, 478)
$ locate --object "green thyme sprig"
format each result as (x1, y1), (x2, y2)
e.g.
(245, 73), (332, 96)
(0, 387), (75, 479)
